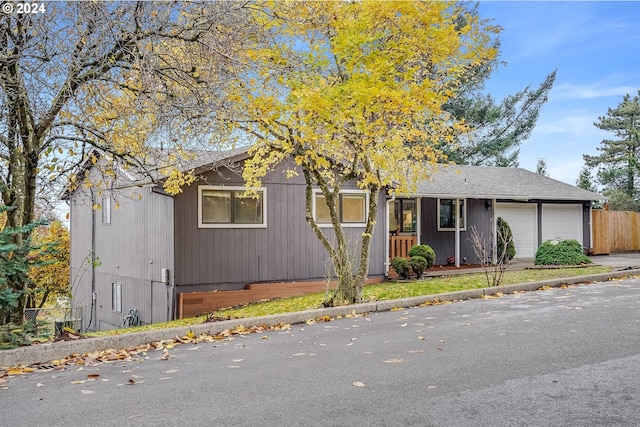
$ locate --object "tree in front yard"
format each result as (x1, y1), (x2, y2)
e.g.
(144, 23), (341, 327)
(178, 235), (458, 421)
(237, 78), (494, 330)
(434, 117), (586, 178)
(232, 1), (500, 305)
(0, 2), (261, 323)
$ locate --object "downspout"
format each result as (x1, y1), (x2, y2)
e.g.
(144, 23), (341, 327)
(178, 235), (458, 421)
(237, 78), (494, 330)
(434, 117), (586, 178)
(455, 198), (460, 268)
(384, 195), (396, 276)
(88, 188), (97, 331)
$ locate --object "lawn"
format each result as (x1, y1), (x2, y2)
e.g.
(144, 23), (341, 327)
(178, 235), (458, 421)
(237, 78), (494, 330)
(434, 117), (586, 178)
(87, 265), (612, 336)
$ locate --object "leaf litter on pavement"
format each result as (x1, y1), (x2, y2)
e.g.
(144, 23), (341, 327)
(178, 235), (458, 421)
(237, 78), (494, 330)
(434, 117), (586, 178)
(0, 322), (292, 388)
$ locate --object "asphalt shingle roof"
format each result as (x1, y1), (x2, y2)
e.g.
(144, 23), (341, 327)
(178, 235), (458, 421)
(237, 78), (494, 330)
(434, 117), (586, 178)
(414, 164), (604, 201)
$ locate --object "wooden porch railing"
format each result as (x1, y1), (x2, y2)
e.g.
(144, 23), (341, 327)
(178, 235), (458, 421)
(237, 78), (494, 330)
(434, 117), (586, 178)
(389, 235), (417, 260)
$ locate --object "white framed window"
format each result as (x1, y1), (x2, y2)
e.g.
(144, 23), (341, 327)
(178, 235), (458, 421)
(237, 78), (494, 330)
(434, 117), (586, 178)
(198, 186), (267, 228)
(102, 197), (111, 225)
(313, 190), (368, 227)
(112, 282), (122, 313)
(438, 198), (466, 231)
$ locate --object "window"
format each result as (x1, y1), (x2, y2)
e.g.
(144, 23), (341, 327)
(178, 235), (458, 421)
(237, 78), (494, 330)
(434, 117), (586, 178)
(102, 197), (111, 225)
(391, 199), (416, 233)
(438, 198), (466, 230)
(112, 283), (122, 313)
(199, 186), (267, 228)
(314, 191), (368, 226)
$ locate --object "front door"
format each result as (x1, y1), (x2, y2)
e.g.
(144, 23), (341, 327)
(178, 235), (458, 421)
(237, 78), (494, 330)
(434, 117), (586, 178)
(389, 198), (418, 259)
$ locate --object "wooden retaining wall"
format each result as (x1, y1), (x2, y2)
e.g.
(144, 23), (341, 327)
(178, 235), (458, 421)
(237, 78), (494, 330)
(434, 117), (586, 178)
(177, 277), (383, 319)
(592, 210), (640, 254)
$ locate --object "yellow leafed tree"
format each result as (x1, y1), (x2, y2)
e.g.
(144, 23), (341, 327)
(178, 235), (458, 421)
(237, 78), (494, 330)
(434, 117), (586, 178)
(229, 1), (500, 304)
(27, 220), (70, 310)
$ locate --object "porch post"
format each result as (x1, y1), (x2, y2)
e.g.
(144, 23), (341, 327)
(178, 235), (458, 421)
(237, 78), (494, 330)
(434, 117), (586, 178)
(492, 198), (497, 264)
(455, 198), (460, 267)
(384, 196), (393, 275)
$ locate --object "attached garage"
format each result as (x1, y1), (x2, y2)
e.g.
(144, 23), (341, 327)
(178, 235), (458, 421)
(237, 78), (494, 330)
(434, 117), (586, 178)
(541, 204), (583, 245)
(495, 203), (538, 258)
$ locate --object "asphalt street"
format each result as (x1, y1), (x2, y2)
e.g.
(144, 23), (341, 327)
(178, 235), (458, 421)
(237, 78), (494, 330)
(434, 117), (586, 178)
(2, 277), (640, 426)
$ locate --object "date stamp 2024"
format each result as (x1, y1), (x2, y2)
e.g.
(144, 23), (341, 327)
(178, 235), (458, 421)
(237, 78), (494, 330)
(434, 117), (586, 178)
(2, 2), (47, 15)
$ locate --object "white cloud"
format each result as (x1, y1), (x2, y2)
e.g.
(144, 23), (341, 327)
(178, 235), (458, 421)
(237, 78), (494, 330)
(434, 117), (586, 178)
(553, 83), (638, 100)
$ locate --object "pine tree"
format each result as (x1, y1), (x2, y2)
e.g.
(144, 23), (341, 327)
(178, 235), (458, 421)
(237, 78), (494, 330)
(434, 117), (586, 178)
(584, 91), (640, 205)
(536, 157), (549, 176)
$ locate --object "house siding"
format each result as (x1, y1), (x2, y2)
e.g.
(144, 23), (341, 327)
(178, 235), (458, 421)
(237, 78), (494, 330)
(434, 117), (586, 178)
(70, 183), (175, 331)
(173, 162), (386, 292)
(420, 198), (492, 265)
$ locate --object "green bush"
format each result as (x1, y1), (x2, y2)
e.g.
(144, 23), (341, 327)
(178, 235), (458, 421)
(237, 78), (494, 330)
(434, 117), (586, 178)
(535, 239), (592, 266)
(410, 256), (428, 279)
(496, 217), (516, 263)
(391, 257), (411, 279)
(408, 245), (435, 269)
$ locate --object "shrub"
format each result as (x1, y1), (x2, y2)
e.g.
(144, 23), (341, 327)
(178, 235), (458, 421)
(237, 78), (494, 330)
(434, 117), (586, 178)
(391, 257), (411, 279)
(408, 245), (435, 269)
(496, 217), (516, 263)
(535, 239), (592, 266)
(410, 256), (428, 279)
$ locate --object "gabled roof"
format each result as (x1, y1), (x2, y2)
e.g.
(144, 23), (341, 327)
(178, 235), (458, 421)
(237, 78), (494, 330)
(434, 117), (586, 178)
(413, 164), (604, 201)
(61, 145), (251, 200)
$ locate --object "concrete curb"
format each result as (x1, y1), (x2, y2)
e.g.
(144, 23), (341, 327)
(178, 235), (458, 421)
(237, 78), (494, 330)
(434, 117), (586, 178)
(2, 269), (639, 368)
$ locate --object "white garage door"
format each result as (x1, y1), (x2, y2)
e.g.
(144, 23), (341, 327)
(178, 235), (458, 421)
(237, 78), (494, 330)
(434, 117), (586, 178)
(541, 204), (583, 245)
(495, 203), (537, 258)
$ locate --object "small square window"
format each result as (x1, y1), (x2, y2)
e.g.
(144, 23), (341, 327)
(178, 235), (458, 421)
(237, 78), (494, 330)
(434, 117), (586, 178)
(341, 194), (366, 223)
(112, 283), (122, 313)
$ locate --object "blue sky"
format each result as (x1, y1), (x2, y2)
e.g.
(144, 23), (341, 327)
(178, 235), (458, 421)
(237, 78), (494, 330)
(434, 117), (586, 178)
(477, 1), (640, 185)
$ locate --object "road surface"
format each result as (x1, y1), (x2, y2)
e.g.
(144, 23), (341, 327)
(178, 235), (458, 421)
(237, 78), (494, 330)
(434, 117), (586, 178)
(2, 278), (640, 426)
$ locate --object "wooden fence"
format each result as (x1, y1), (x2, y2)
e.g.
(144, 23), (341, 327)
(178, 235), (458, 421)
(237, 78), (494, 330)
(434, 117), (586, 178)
(389, 235), (417, 260)
(592, 210), (640, 254)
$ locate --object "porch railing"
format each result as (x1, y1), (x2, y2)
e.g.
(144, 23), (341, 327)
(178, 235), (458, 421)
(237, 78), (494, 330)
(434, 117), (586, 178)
(389, 235), (417, 260)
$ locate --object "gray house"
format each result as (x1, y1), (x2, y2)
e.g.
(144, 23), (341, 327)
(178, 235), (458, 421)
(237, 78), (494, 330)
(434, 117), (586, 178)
(65, 149), (603, 330)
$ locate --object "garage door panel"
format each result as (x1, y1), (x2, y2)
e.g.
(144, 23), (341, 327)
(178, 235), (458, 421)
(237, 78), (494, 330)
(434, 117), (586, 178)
(542, 204), (583, 245)
(495, 203), (537, 258)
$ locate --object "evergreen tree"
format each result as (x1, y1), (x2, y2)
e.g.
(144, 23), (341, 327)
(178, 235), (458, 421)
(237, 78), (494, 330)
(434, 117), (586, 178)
(536, 157), (549, 176)
(576, 166), (597, 193)
(584, 91), (640, 207)
(444, 67), (556, 167)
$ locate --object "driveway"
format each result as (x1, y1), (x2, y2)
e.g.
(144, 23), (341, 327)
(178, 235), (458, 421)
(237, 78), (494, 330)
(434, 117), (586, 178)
(2, 277), (640, 426)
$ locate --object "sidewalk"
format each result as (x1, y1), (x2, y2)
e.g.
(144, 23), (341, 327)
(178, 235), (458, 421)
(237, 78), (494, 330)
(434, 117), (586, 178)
(2, 254), (640, 368)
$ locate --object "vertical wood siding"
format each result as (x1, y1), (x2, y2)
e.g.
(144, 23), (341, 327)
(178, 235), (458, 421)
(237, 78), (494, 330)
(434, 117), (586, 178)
(70, 183), (174, 330)
(420, 198), (492, 265)
(173, 163), (386, 290)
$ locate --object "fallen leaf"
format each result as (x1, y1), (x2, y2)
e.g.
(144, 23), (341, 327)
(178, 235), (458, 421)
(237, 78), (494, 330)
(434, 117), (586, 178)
(418, 336), (425, 340)
(87, 374), (100, 379)
(164, 369), (179, 374)
(383, 359), (404, 364)
(127, 379), (136, 385)
(81, 389), (95, 395)
(352, 381), (366, 387)
(71, 380), (86, 385)
(400, 323), (408, 327)
(36, 383), (44, 388)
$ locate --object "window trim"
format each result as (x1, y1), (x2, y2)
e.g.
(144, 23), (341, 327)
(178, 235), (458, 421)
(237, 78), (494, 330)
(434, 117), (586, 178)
(437, 198), (466, 231)
(198, 185), (267, 229)
(102, 197), (111, 226)
(312, 189), (369, 228)
(112, 282), (122, 313)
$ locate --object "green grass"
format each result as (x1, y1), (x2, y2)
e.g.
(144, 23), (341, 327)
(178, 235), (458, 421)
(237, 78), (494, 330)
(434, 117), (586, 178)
(85, 265), (612, 337)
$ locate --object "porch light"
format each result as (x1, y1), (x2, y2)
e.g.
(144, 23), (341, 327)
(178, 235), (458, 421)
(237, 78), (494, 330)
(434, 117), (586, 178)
(485, 200), (492, 211)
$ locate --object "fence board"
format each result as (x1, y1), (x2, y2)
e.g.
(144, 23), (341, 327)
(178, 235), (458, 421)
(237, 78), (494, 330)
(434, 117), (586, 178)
(592, 210), (640, 254)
